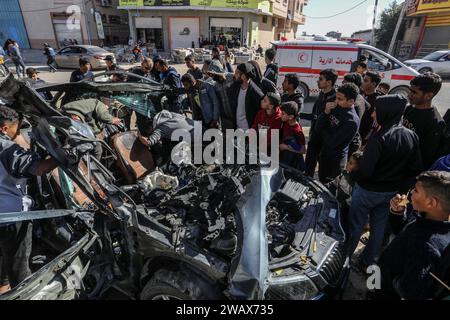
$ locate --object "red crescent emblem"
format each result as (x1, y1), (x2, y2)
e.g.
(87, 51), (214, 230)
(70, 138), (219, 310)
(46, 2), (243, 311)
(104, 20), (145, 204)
(298, 52), (308, 63)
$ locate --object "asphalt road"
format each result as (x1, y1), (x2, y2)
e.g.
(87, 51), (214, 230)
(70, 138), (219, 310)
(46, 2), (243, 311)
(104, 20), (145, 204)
(25, 62), (450, 129)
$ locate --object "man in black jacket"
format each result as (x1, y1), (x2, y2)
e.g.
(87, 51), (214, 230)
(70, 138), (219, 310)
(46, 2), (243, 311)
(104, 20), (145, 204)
(404, 73), (447, 171)
(315, 83), (360, 184)
(347, 94), (423, 270)
(155, 59), (183, 114)
(374, 171), (450, 300)
(359, 71), (383, 145)
(281, 74), (304, 113)
(302, 69), (337, 177)
(185, 55), (203, 80)
(227, 62), (264, 130)
(263, 48), (278, 84)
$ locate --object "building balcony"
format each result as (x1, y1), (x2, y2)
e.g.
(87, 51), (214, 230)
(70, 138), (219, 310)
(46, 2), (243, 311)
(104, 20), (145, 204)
(293, 12), (305, 24)
(272, 0), (289, 18)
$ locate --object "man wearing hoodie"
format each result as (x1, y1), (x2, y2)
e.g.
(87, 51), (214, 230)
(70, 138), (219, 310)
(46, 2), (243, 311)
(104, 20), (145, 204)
(314, 83), (360, 184)
(227, 62), (264, 130)
(155, 59), (183, 113)
(281, 74), (304, 114)
(347, 95), (423, 271)
(248, 60), (277, 95)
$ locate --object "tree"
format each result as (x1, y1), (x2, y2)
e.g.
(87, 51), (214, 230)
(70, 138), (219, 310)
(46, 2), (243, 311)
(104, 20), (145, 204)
(375, 1), (406, 51)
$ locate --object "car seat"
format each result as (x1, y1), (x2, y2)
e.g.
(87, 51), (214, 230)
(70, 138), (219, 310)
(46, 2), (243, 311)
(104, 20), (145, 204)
(111, 130), (155, 184)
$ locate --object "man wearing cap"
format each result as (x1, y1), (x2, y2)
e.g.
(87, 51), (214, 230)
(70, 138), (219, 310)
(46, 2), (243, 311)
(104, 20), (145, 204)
(228, 62), (264, 130)
(43, 43), (57, 73)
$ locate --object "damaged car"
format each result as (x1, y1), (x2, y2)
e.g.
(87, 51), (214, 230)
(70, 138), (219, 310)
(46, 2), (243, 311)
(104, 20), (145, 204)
(0, 74), (349, 300)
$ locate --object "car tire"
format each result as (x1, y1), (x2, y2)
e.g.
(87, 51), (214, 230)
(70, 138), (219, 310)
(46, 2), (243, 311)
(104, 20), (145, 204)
(418, 67), (433, 74)
(389, 85), (410, 98)
(299, 82), (309, 100)
(140, 267), (223, 300)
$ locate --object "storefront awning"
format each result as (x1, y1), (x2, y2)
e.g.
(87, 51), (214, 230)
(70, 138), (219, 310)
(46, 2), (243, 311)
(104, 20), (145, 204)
(135, 17), (162, 28)
(410, 0), (450, 15)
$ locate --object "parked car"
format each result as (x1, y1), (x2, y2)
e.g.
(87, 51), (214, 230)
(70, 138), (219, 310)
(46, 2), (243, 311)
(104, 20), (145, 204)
(54, 45), (116, 70)
(273, 40), (419, 99)
(404, 50), (450, 76)
(0, 74), (348, 300)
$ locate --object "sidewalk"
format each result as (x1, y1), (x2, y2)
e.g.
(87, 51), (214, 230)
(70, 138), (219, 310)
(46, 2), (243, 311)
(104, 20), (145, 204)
(20, 49), (47, 64)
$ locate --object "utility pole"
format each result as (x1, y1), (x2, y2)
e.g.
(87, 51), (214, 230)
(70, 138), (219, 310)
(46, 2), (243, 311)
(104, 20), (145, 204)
(371, 0), (379, 46)
(81, 0), (92, 45)
(388, 0), (408, 55)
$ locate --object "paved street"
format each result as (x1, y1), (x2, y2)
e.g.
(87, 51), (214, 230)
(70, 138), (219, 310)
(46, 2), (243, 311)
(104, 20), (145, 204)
(17, 61), (450, 137)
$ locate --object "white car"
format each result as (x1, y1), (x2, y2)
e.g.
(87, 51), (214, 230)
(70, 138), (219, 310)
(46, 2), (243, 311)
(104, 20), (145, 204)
(405, 50), (450, 76)
(54, 45), (116, 70)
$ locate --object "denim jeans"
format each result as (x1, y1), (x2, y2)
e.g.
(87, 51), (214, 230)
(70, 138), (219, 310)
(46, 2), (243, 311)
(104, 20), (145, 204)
(14, 59), (26, 78)
(347, 183), (396, 267)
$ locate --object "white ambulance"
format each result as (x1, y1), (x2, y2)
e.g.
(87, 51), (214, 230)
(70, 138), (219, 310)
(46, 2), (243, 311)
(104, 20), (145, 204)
(273, 40), (419, 99)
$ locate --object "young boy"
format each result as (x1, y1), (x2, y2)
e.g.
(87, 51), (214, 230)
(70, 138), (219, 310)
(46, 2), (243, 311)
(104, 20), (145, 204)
(279, 101), (306, 171)
(315, 83), (360, 184)
(327, 151), (362, 234)
(374, 171), (450, 300)
(252, 92), (283, 149)
(356, 62), (367, 75)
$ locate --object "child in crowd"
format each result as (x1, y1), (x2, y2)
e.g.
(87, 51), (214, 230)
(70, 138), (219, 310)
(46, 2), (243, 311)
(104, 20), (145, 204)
(327, 151), (362, 234)
(374, 171), (450, 300)
(252, 92), (283, 151)
(356, 62), (367, 75)
(279, 101), (306, 171)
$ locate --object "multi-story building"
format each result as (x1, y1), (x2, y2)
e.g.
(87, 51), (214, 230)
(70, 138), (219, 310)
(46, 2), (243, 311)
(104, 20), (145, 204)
(402, 0), (450, 58)
(0, 0), (130, 49)
(118, 0), (308, 51)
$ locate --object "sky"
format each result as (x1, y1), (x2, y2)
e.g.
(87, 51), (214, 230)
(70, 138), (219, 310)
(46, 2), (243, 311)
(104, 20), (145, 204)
(299, 0), (400, 37)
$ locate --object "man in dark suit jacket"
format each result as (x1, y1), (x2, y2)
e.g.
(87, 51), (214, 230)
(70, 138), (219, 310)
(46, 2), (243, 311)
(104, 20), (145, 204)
(226, 62), (264, 130)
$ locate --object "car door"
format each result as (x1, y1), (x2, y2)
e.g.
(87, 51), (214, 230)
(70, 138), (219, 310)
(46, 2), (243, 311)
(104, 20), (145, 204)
(55, 47), (73, 68)
(0, 209), (97, 300)
(67, 46), (83, 68)
(433, 52), (450, 76)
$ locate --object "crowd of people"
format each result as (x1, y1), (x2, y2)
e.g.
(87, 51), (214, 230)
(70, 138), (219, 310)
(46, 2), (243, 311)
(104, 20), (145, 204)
(0, 42), (449, 299)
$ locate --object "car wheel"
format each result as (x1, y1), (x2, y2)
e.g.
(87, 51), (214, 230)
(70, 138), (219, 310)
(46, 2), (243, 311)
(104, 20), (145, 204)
(389, 86), (410, 98)
(299, 82), (309, 100)
(140, 267), (223, 300)
(418, 67), (432, 74)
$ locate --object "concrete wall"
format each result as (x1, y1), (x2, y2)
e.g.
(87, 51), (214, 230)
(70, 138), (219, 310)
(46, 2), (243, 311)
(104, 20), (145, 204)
(129, 10), (277, 50)
(402, 17), (424, 44)
(257, 15), (276, 49)
(19, 0), (61, 48)
(19, 0), (129, 48)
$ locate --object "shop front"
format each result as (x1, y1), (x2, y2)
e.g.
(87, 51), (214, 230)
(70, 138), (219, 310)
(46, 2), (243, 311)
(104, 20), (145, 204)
(209, 18), (244, 45)
(135, 17), (164, 49)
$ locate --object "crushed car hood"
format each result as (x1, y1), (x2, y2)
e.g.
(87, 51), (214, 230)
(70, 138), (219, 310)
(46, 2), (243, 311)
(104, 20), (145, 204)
(229, 168), (283, 299)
